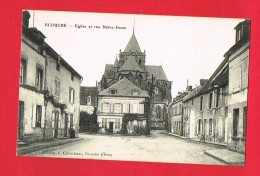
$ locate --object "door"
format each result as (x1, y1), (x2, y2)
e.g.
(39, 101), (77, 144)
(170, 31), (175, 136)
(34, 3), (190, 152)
(54, 112), (59, 138)
(64, 113), (68, 137)
(109, 122), (114, 133)
(18, 101), (24, 140)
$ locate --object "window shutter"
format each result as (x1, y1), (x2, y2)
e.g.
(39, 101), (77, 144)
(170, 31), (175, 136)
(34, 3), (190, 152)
(51, 112), (55, 128)
(213, 92), (216, 108)
(58, 113), (61, 128)
(41, 107), (45, 128)
(32, 105), (36, 128)
(110, 103), (113, 112)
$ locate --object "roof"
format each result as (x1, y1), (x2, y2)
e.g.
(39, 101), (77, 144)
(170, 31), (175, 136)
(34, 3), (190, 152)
(183, 86), (202, 102)
(146, 65), (168, 81)
(119, 56), (143, 72)
(103, 64), (114, 78)
(196, 57), (229, 96)
(80, 86), (99, 105)
(170, 92), (188, 105)
(113, 57), (119, 68)
(22, 24), (83, 80)
(124, 32), (142, 52)
(99, 77), (149, 97)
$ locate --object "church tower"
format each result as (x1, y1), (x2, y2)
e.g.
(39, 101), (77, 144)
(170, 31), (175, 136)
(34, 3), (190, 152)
(118, 31), (146, 69)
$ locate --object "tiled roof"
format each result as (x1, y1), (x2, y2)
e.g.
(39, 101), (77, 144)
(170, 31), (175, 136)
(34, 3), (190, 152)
(146, 65), (168, 81)
(119, 56), (143, 72)
(103, 64), (114, 78)
(99, 77), (149, 97)
(80, 86), (99, 105)
(124, 32), (142, 52)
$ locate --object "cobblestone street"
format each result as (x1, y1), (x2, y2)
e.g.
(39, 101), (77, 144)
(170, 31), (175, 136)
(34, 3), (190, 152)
(30, 130), (225, 165)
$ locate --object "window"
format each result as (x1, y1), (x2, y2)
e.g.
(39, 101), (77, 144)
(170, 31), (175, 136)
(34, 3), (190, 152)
(87, 96), (91, 105)
(232, 66), (242, 92)
(110, 89), (116, 95)
(156, 106), (162, 119)
(243, 107), (247, 137)
(36, 67), (43, 91)
(115, 119), (120, 129)
(233, 108), (239, 137)
(20, 58), (27, 84)
(132, 104), (139, 113)
(200, 96), (203, 111)
(71, 73), (74, 81)
(132, 90), (139, 96)
(191, 98), (194, 105)
(35, 105), (42, 128)
(114, 103), (121, 113)
(70, 114), (74, 128)
(102, 103), (110, 112)
(209, 118), (213, 135)
(208, 92), (213, 109)
(69, 88), (75, 103)
(54, 79), (60, 97)
(56, 56), (61, 71)
(216, 89), (220, 107)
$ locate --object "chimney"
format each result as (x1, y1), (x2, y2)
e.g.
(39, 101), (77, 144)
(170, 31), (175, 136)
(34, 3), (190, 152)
(200, 79), (208, 86)
(186, 85), (192, 91)
(22, 10), (31, 28)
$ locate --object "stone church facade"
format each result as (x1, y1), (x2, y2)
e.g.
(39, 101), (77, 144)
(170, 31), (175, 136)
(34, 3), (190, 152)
(99, 31), (172, 129)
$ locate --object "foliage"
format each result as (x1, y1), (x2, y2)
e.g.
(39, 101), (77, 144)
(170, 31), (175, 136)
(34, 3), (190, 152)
(79, 107), (98, 133)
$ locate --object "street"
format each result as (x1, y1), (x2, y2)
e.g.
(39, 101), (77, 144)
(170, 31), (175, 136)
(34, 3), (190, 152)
(30, 130), (225, 165)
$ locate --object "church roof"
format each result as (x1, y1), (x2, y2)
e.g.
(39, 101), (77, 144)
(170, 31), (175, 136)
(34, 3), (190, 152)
(103, 64), (114, 78)
(124, 32), (142, 53)
(99, 77), (149, 97)
(146, 65), (168, 81)
(113, 57), (119, 68)
(119, 56), (143, 72)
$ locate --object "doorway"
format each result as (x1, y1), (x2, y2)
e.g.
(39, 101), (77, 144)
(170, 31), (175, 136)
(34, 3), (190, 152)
(18, 101), (24, 140)
(54, 112), (59, 138)
(109, 122), (114, 133)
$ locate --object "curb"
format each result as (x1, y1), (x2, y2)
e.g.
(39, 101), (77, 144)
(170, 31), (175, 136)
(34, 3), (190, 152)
(17, 138), (85, 156)
(162, 132), (227, 148)
(204, 150), (244, 166)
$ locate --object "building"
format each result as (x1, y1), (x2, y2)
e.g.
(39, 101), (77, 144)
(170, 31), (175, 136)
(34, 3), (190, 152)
(225, 20), (250, 153)
(168, 92), (188, 135)
(182, 85), (202, 138)
(80, 86), (99, 114)
(99, 31), (172, 129)
(193, 59), (229, 144)
(97, 77), (149, 133)
(18, 11), (82, 143)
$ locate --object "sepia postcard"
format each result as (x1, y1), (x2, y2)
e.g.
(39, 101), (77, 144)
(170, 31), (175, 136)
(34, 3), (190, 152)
(17, 10), (250, 166)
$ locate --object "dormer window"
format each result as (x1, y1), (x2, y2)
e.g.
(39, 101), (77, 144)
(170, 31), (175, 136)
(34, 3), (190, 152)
(132, 90), (140, 96)
(87, 96), (91, 105)
(110, 89), (116, 95)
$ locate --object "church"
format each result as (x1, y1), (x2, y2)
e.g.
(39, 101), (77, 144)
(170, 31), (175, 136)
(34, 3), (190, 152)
(98, 30), (172, 132)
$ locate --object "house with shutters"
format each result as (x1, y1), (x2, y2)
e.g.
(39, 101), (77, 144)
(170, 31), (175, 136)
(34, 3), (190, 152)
(97, 77), (149, 133)
(99, 30), (172, 130)
(18, 11), (82, 143)
(225, 19), (250, 153)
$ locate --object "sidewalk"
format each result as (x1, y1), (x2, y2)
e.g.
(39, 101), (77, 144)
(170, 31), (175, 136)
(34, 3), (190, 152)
(17, 138), (84, 156)
(162, 131), (245, 165)
(205, 149), (245, 166)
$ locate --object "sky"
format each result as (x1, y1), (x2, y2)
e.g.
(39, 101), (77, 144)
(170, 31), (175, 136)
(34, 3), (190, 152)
(27, 10), (243, 97)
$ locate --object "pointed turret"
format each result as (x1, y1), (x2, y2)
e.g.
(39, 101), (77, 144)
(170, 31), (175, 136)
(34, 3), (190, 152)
(124, 32), (142, 53)
(113, 57), (119, 68)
